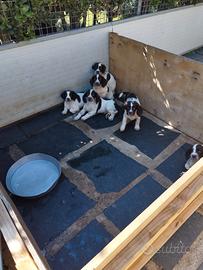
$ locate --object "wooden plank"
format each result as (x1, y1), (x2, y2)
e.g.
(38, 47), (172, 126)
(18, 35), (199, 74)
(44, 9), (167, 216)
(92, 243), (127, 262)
(82, 158), (203, 270)
(0, 183), (50, 270)
(0, 199), (38, 270)
(109, 32), (203, 142)
(104, 174), (203, 270)
(127, 191), (203, 270)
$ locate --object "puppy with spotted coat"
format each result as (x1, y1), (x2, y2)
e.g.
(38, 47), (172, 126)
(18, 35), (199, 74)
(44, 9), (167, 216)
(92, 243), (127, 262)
(115, 91), (143, 132)
(185, 144), (203, 170)
(61, 90), (84, 114)
(90, 62), (116, 99)
(74, 89), (118, 121)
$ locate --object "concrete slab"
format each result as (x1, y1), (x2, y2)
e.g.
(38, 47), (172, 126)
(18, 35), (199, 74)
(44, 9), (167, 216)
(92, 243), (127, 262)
(114, 117), (179, 159)
(13, 177), (95, 249)
(153, 213), (203, 270)
(48, 220), (113, 270)
(157, 143), (191, 182)
(0, 125), (26, 149)
(18, 122), (90, 159)
(104, 176), (165, 230)
(69, 140), (147, 193)
(18, 105), (67, 136)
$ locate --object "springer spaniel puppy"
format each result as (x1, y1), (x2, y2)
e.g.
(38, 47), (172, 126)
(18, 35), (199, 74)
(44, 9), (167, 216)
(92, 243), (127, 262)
(61, 90), (84, 114)
(74, 89), (118, 121)
(116, 92), (143, 132)
(90, 73), (113, 99)
(92, 62), (116, 97)
(185, 144), (203, 170)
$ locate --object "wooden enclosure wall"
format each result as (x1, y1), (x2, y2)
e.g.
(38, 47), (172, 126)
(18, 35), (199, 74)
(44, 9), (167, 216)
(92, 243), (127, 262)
(109, 33), (203, 142)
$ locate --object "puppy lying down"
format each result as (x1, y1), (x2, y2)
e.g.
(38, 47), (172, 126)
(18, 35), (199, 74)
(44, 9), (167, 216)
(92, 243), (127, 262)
(74, 89), (118, 121)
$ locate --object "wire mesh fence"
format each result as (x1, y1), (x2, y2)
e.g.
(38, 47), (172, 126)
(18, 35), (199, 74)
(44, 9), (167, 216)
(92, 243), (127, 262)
(0, 0), (202, 45)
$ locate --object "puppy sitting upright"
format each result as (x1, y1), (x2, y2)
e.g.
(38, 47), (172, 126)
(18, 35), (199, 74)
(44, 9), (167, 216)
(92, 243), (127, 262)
(185, 144), (203, 170)
(117, 92), (143, 132)
(90, 73), (113, 99)
(92, 62), (116, 97)
(61, 90), (84, 114)
(74, 89), (118, 121)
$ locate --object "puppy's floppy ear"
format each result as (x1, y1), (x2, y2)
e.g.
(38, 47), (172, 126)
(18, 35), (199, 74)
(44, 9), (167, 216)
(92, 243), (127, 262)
(100, 64), (106, 74)
(106, 73), (111, 81)
(92, 63), (99, 71)
(83, 90), (90, 103)
(70, 91), (81, 102)
(185, 148), (192, 160)
(90, 76), (95, 86)
(137, 105), (143, 117)
(100, 76), (108, 88)
(61, 91), (67, 100)
(199, 145), (203, 158)
(92, 90), (101, 104)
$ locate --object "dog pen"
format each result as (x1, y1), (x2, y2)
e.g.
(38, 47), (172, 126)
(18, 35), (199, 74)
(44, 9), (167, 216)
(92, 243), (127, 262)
(0, 29), (203, 270)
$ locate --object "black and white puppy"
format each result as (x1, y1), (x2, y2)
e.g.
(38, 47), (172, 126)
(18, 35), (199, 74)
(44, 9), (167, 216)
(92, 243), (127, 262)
(90, 73), (113, 99)
(61, 90), (84, 114)
(91, 62), (116, 99)
(185, 144), (203, 170)
(74, 89), (118, 121)
(117, 92), (143, 132)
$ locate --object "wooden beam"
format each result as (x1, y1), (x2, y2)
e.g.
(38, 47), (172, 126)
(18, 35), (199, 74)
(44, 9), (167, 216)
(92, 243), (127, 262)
(0, 199), (38, 270)
(104, 176), (203, 270)
(0, 183), (50, 270)
(82, 158), (203, 270)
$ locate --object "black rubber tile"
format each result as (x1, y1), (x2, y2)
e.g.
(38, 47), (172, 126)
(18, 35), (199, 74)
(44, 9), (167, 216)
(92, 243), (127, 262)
(157, 143), (191, 182)
(49, 220), (113, 270)
(18, 122), (90, 159)
(85, 107), (123, 130)
(104, 176), (165, 230)
(68, 140), (147, 193)
(0, 149), (14, 185)
(18, 105), (67, 136)
(14, 177), (95, 249)
(114, 117), (179, 159)
(153, 213), (203, 270)
(0, 125), (26, 149)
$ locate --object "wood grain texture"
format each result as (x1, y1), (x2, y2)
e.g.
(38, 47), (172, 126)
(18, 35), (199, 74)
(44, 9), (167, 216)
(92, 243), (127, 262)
(82, 159), (203, 270)
(109, 32), (203, 142)
(0, 183), (50, 270)
(0, 199), (38, 270)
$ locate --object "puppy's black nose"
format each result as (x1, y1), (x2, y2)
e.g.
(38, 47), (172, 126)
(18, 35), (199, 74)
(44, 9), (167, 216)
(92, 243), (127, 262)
(191, 154), (197, 158)
(66, 98), (71, 101)
(87, 97), (93, 102)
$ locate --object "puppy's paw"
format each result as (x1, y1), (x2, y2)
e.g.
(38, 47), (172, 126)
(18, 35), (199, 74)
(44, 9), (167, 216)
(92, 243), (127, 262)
(105, 113), (114, 121)
(134, 126), (140, 131)
(74, 115), (81, 121)
(120, 126), (125, 132)
(70, 109), (77, 114)
(81, 116), (87, 120)
(62, 110), (67, 115)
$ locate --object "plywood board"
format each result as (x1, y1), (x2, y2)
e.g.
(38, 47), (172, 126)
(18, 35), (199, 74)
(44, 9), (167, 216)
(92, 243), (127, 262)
(109, 33), (203, 142)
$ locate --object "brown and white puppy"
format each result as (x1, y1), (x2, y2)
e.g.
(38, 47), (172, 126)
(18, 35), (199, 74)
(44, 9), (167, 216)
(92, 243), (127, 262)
(185, 144), (203, 170)
(92, 62), (116, 97)
(74, 89), (118, 121)
(116, 92), (143, 132)
(61, 90), (84, 114)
